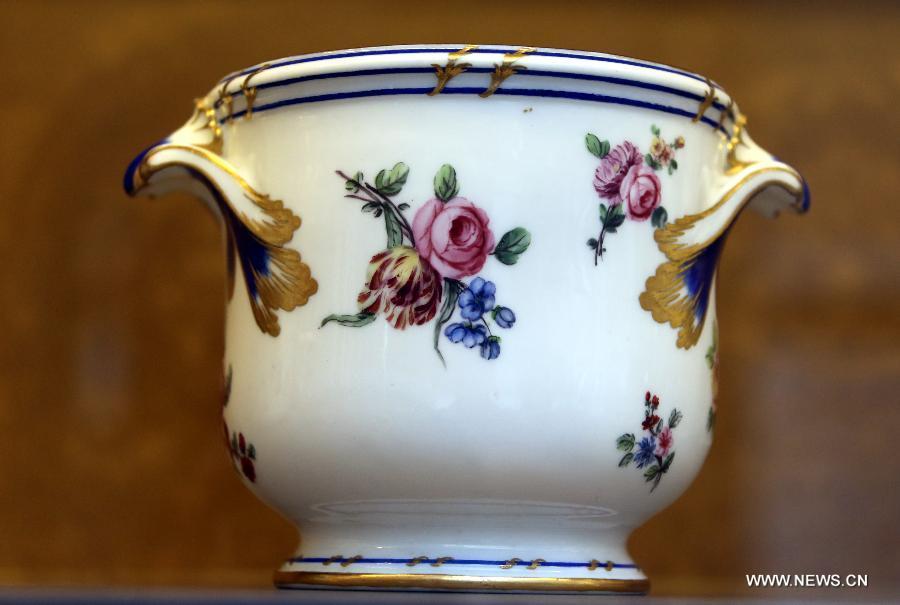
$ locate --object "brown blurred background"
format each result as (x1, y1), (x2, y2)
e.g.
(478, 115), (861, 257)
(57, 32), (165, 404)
(1, 0), (898, 599)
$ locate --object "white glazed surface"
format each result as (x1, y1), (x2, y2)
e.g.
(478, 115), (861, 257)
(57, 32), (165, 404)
(128, 45), (806, 585)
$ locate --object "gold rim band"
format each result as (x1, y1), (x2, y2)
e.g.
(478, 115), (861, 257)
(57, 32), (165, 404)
(273, 571), (650, 593)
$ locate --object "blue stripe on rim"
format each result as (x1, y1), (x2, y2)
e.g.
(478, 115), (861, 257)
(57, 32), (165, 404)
(223, 86), (728, 135)
(222, 46), (718, 91)
(288, 556), (639, 569)
(214, 66), (732, 115)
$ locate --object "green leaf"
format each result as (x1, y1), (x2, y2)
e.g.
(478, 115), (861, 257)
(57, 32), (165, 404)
(433, 279), (461, 366)
(604, 204), (625, 231)
(586, 237), (598, 248)
(651, 124), (661, 136)
(494, 227), (531, 265)
(585, 133), (611, 159)
(643, 464), (660, 482)
(661, 451), (675, 473)
(618, 452), (634, 467)
(384, 209), (404, 248)
(434, 164), (460, 201)
(375, 162), (409, 196)
(344, 171), (363, 192)
(707, 406), (716, 432)
(669, 408), (683, 428)
(616, 433), (636, 452)
(320, 312), (377, 328)
(398, 203), (410, 211)
(670, 159), (678, 170)
(651, 206), (668, 228)
(248, 444), (256, 460)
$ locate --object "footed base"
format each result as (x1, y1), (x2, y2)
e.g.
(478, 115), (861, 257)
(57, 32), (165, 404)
(274, 519), (647, 592)
(274, 571), (649, 594)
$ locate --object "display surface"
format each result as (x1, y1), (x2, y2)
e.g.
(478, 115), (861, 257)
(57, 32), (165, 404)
(125, 44), (808, 594)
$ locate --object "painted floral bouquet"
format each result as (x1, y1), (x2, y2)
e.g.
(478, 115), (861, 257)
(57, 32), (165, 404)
(322, 163), (531, 364)
(616, 391), (683, 491)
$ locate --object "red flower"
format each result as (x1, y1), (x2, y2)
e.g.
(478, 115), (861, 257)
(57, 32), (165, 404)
(357, 247), (442, 329)
(238, 432), (246, 454)
(651, 395), (659, 409)
(240, 456), (256, 482)
(645, 391), (651, 403)
(642, 414), (661, 431)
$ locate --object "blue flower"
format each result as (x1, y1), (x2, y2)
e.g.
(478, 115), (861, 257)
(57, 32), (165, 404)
(458, 277), (496, 321)
(633, 436), (657, 469)
(480, 337), (501, 360)
(493, 306), (516, 329)
(444, 322), (487, 348)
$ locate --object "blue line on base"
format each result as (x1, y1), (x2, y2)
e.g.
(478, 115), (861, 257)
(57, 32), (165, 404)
(287, 556), (639, 569)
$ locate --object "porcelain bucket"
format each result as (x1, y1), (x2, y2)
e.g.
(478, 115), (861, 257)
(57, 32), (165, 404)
(125, 44), (808, 594)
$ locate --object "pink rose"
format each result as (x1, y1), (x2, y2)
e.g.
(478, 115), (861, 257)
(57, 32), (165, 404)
(593, 141), (643, 202)
(412, 197), (495, 279)
(620, 163), (662, 221)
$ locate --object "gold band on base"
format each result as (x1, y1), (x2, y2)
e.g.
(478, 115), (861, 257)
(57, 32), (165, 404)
(273, 571), (650, 593)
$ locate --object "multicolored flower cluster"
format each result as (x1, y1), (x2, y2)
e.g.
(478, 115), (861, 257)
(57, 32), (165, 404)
(322, 163), (531, 364)
(584, 125), (684, 263)
(616, 391), (682, 491)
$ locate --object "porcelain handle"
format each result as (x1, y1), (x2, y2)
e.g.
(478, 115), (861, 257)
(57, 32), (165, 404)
(639, 118), (808, 350)
(122, 99), (317, 336)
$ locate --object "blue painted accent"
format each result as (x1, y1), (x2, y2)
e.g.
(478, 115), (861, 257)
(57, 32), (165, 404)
(682, 231), (728, 322)
(215, 66), (732, 115)
(225, 86), (728, 135)
(800, 176), (812, 212)
(183, 168), (268, 300)
(222, 46), (717, 90)
(231, 221), (269, 300)
(287, 556), (639, 569)
(122, 138), (167, 195)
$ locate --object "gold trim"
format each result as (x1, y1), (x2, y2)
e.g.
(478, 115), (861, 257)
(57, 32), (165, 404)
(273, 571), (650, 593)
(428, 44), (477, 96)
(725, 111), (751, 174)
(240, 63), (270, 120)
(340, 555), (363, 567)
(217, 74), (240, 124)
(132, 142), (317, 336)
(480, 47), (535, 98)
(431, 557), (453, 567)
(527, 559), (545, 570)
(406, 556), (429, 567)
(185, 98), (223, 154)
(500, 558), (520, 569)
(137, 144), (300, 245)
(639, 165), (804, 349)
(692, 77), (717, 123)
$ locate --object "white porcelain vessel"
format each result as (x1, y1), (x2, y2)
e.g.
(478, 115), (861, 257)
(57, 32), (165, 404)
(125, 44), (808, 593)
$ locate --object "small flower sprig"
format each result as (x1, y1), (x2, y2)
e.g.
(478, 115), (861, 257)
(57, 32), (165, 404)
(616, 391), (682, 492)
(584, 125), (685, 264)
(645, 125), (685, 176)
